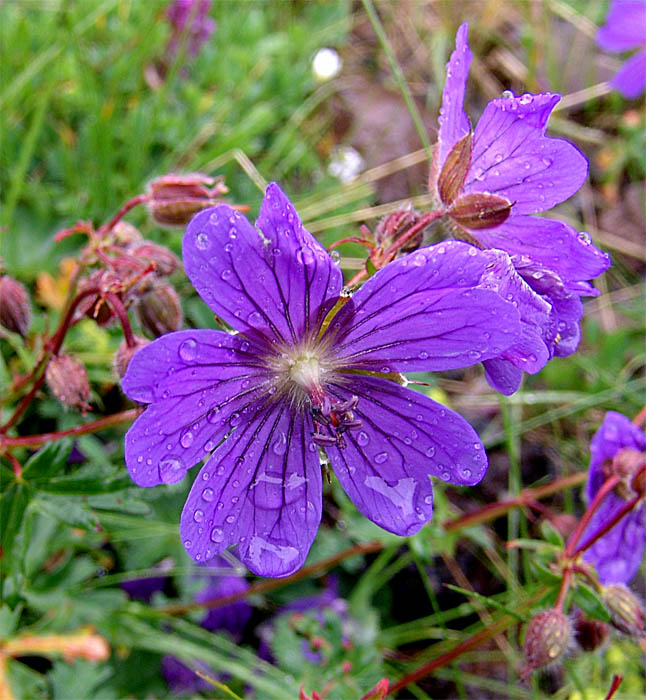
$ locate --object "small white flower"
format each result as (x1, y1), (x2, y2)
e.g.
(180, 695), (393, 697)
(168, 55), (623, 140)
(312, 48), (342, 81)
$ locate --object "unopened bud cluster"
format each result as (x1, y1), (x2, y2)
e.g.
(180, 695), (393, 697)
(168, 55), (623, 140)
(602, 584), (645, 637)
(147, 173), (229, 227)
(45, 354), (91, 413)
(523, 609), (571, 674)
(0, 273), (30, 337)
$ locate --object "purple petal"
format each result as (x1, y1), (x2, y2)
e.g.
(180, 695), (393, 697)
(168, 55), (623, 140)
(583, 499), (646, 584)
(437, 23), (473, 167)
(181, 404), (322, 577)
(597, 1), (646, 52)
(324, 376), (488, 536)
(196, 575), (251, 638)
(122, 330), (271, 487)
(183, 182), (343, 344)
(611, 49), (646, 98)
(464, 93), (588, 214)
(586, 411), (646, 499)
(472, 216), (611, 285)
(478, 249), (552, 375)
(327, 242), (521, 373)
(482, 358), (523, 395)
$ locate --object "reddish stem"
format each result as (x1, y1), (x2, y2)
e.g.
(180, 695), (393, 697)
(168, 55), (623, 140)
(632, 404), (646, 428)
(327, 237), (374, 251)
(564, 475), (620, 557)
(0, 408), (141, 449)
(553, 567), (573, 613)
(105, 293), (136, 348)
(159, 541), (384, 616)
(6, 452), (23, 478)
(98, 193), (150, 235)
(604, 675), (623, 700)
(0, 287), (100, 433)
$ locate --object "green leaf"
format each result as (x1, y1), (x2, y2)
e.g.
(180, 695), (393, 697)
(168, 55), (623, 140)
(22, 439), (73, 479)
(31, 470), (134, 495)
(0, 603), (23, 636)
(528, 557), (562, 586)
(573, 582), (611, 623)
(33, 494), (101, 530)
(540, 519), (565, 547)
(0, 481), (30, 571)
(50, 660), (112, 700)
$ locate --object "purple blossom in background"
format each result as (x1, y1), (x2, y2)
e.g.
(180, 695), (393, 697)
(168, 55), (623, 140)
(430, 23), (611, 394)
(597, 0), (646, 99)
(166, 0), (216, 60)
(163, 562), (251, 693)
(122, 182), (525, 577)
(582, 412), (646, 584)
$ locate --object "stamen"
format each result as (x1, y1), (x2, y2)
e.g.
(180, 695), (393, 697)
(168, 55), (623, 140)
(309, 394), (362, 449)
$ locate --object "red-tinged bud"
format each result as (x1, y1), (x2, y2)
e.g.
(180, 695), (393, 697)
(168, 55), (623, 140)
(110, 221), (143, 249)
(448, 192), (512, 230)
(438, 131), (473, 205)
(573, 610), (610, 652)
(147, 173), (228, 227)
(137, 283), (183, 337)
(76, 271), (119, 326)
(360, 678), (389, 700)
(0, 275), (30, 336)
(602, 584), (645, 636)
(132, 242), (180, 277)
(523, 610), (571, 674)
(45, 354), (91, 412)
(374, 209), (423, 252)
(113, 336), (150, 378)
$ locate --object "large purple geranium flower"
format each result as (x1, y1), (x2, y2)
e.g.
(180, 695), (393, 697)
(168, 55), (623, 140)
(597, 0), (646, 99)
(122, 182), (523, 577)
(429, 23), (611, 394)
(582, 411), (646, 585)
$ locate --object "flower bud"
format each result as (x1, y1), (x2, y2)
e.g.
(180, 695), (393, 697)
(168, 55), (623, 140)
(573, 610), (610, 652)
(602, 584), (645, 636)
(448, 192), (512, 230)
(76, 271), (117, 326)
(523, 610), (571, 673)
(0, 275), (30, 336)
(132, 242), (180, 277)
(113, 336), (150, 378)
(110, 221), (143, 249)
(438, 131), (473, 205)
(45, 354), (91, 412)
(147, 173), (228, 227)
(137, 283), (183, 337)
(374, 209), (423, 252)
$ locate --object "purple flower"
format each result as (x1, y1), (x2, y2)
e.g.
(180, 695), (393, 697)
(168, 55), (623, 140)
(582, 412), (646, 584)
(122, 182), (523, 577)
(166, 0), (216, 60)
(430, 23), (611, 394)
(597, 0), (646, 99)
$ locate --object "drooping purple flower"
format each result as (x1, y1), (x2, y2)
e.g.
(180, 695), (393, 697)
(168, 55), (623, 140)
(597, 0), (646, 99)
(122, 182), (524, 577)
(166, 0), (216, 61)
(429, 23), (611, 394)
(582, 412), (646, 584)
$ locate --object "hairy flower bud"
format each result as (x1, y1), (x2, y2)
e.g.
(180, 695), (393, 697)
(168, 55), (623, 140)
(374, 209), (423, 252)
(0, 274), (30, 336)
(113, 336), (150, 378)
(438, 131), (473, 205)
(603, 584), (645, 636)
(147, 173), (228, 227)
(573, 610), (610, 652)
(111, 221), (143, 249)
(137, 283), (183, 337)
(45, 354), (91, 412)
(77, 271), (118, 326)
(132, 242), (180, 277)
(523, 610), (571, 673)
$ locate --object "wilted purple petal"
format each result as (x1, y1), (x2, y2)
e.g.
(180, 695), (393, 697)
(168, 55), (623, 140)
(611, 49), (646, 98)
(180, 405), (322, 577)
(328, 242), (521, 372)
(597, 0), (646, 52)
(583, 411), (646, 584)
(123, 331), (271, 487)
(325, 375), (487, 536)
(183, 184), (343, 344)
(464, 93), (588, 214)
(437, 22), (472, 166)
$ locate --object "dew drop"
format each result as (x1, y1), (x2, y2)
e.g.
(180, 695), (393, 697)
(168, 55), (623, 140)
(424, 495), (433, 505)
(357, 431), (370, 446)
(375, 452), (389, 464)
(229, 412), (241, 426)
(183, 539), (192, 549)
(193, 509), (205, 523)
(195, 232), (210, 250)
(425, 446), (436, 457)
(159, 457), (185, 484)
(210, 528), (224, 543)
(221, 269), (232, 280)
(418, 350), (429, 359)
(296, 247), (315, 264)
(202, 487), (215, 502)
(178, 338), (198, 362)
(180, 431), (194, 448)
(225, 515), (236, 523)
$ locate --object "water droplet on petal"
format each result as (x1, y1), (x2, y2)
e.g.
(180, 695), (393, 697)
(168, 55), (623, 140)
(210, 528), (224, 543)
(202, 487), (215, 502)
(424, 495), (433, 504)
(193, 509), (205, 523)
(229, 412), (241, 426)
(195, 232), (210, 250)
(180, 431), (194, 448)
(159, 457), (186, 484)
(221, 269), (232, 280)
(375, 452), (388, 464)
(178, 338), (198, 362)
(357, 431), (370, 446)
